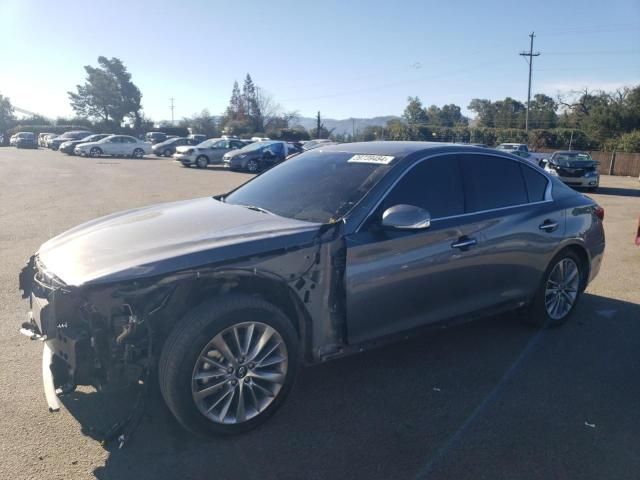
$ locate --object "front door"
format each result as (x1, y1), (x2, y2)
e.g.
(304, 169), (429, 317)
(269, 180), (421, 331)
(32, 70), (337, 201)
(344, 154), (481, 344)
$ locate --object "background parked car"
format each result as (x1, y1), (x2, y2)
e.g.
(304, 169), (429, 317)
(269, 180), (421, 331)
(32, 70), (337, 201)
(302, 139), (335, 151)
(223, 140), (289, 172)
(146, 132), (168, 144)
(174, 138), (246, 168)
(152, 137), (199, 157)
(59, 134), (112, 155)
(187, 134), (207, 144)
(38, 133), (56, 147)
(48, 130), (93, 150)
(510, 149), (547, 166)
(495, 143), (529, 153)
(14, 132), (37, 149)
(542, 151), (600, 191)
(74, 135), (152, 158)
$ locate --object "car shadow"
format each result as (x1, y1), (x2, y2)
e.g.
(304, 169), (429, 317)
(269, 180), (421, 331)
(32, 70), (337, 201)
(59, 293), (640, 480)
(591, 186), (640, 197)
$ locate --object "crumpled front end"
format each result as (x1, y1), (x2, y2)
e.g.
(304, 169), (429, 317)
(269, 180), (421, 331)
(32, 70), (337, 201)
(19, 256), (160, 412)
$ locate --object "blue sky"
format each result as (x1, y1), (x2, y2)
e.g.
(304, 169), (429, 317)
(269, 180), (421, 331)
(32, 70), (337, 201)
(1, 0), (638, 122)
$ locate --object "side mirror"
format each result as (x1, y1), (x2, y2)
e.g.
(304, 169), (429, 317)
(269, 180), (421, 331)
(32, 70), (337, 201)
(539, 159), (548, 168)
(381, 204), (431, 230)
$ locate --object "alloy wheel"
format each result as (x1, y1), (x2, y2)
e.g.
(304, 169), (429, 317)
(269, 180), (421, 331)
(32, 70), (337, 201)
(191, 321), (288, 425)
(544, 258), (580, 320)
(247, 160), (259, 173)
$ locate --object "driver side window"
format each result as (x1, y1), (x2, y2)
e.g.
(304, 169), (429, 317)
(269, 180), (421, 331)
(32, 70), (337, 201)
(382, 155), (465, 220)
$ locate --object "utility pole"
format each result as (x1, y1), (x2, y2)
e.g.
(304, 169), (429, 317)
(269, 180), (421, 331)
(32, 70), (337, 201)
(352, 118), (355, 140)
(519, 32), (540, 133)
(169, 97), (175, 125)
(316, 111), (321, 139)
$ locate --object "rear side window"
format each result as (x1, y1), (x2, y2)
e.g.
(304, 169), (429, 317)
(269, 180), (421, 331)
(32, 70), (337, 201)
(461, 155), (527, 212)
(521, 165), (548, 202)
(383, 155), (464, 219)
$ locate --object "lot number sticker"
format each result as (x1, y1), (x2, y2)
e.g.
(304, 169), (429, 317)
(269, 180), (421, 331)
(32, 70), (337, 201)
(348, 155), (395, 165)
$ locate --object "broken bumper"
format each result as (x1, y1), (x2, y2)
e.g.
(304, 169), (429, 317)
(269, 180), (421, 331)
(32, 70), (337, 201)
(19, 258), (93, 411)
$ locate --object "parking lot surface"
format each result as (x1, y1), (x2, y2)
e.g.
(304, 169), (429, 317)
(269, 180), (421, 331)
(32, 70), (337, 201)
(1, 147), (639, 480)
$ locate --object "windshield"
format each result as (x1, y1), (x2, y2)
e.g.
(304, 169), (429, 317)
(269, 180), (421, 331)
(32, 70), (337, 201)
(225, 150), (394, 223)
(551, 152), (595, 166)
(238, 141), (277, 153)
(195, 138), (220, 148)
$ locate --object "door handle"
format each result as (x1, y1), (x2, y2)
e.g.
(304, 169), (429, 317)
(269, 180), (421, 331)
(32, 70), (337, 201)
(451, 237), (477, 250)
(539, 220), (558, 232)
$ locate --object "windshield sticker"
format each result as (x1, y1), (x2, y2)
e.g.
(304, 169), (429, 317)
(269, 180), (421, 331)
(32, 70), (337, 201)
(348, 154), (394, 165)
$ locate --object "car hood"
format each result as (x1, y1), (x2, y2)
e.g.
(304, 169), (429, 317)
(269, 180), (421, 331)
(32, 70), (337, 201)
(75, 141), (101, 149)
(225, 149), (257, 160)
(36, 197), (322, 286)
(175, 145), (198, 153)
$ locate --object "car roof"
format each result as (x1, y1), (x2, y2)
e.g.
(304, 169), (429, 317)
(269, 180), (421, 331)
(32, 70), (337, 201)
(315, 141), (483, 158)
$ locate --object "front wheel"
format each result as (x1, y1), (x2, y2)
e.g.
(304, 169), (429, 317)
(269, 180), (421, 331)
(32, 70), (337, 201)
(246, 159), (260, 173)
(195, 155), (208, 169)
(159, 295), (299, 435)
(133, 148), (145, 159)
(89, 147), (102, 158)
(524, 250), (584, 328)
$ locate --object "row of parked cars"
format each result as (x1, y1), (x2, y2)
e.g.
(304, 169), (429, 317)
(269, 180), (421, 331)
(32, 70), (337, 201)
(8, 131), (600, 189)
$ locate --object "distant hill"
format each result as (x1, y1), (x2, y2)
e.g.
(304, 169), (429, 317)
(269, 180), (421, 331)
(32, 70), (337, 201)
(294, 116), (401, 136)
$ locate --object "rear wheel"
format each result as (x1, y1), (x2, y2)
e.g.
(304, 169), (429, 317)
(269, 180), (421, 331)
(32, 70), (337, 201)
(196, 155), (208, 169)
(133, 148), (145, 159)
(159, 295), (299, 435)
(163, 148), (172, 157)
(524, 250), (584, 328)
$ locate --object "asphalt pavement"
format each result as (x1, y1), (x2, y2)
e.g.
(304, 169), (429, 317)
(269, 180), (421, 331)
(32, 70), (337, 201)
(0, 147), (639, 480)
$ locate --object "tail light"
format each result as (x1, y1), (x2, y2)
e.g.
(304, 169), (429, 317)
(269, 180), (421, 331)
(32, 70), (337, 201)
(594, 205), (605, 221)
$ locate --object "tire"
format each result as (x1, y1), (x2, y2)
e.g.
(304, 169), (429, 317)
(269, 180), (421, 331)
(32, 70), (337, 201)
(246, 159), (260, 173)
(89, 147), (102, 158)
(133, 148), (145, 159)
(588, 187), (598, 193)
(195, 155), (208, 169)
(159, 294), (299, 435)
(523, 249), (585, 328)
(163, 149), (172, 157)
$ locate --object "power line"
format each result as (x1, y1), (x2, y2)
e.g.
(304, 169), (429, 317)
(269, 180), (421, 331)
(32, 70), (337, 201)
(520, 32), (541, 133)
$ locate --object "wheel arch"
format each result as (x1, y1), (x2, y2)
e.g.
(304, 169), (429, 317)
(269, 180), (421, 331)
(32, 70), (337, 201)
(550, 240), (591, 291)
(155, 270), (313, 360)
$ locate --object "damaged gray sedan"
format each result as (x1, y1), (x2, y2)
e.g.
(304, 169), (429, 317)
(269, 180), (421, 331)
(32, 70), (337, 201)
(19, 142), (605, 436)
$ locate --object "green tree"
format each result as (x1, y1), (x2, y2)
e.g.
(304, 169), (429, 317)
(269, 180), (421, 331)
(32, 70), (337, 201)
(225, 81), (244, 121)
(528, 94), (558, 129)
(0, 93), (16, 134)
(468, 99), (496, 127)
(403, 96), (429, 125)
(493, 97), (525, 128)
(242, 74), (262, 132)
(179, 109), (218, 138)
(68, 56), (142, 125)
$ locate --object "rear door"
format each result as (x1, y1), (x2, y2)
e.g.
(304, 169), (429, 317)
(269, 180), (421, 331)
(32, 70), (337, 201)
(457, 154), (564, 304)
